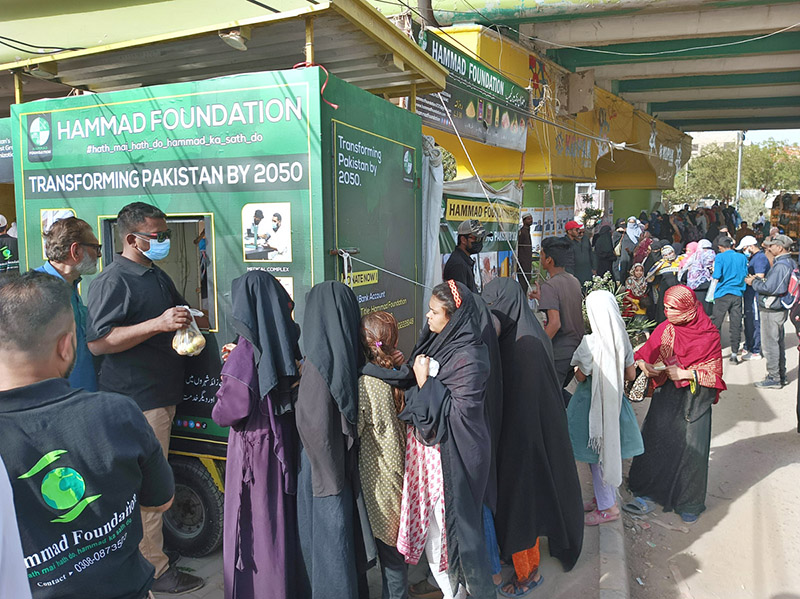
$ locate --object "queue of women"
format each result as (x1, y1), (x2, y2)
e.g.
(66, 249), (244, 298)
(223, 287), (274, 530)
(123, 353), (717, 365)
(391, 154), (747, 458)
(210, 267), (724, 599)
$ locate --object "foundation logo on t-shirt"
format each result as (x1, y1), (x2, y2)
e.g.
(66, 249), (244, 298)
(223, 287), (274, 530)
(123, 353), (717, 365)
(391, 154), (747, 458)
(27, 113), (53, 163)
(19, 449), (101, 523)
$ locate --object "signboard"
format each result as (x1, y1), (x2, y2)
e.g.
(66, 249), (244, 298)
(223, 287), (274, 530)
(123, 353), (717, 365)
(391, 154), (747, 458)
(440, 186), (520, 290)
(0, 118), (11, 183)
(11, 71), (323, 448)
(11, 69), (423, 453)
(325, 74), (422, 351)
(414, 26), (529, 152)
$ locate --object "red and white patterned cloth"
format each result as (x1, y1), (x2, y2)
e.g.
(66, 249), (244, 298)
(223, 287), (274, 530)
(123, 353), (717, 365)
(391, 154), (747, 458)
(396, 426), (447, 572)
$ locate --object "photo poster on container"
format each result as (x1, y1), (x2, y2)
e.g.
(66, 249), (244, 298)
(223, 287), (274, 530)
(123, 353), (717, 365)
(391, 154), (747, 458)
(440, 190), (520, 290)
(523, 204), (573, 255)
(330, 110), (421, 353)
(412, 23), (528, 152)
(10, 69), (323, 445)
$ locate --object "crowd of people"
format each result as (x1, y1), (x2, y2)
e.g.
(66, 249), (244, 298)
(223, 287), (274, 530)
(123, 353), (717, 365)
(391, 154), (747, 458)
(518, 203), (798, 392)
(0, 201), (797, 599)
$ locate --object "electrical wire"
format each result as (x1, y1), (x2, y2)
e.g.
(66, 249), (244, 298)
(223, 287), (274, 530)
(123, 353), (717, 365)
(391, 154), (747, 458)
(374, 0), (670, 157)
(0, 35), (82, 51)
(0, 40), (36, 54)
(524, 21), (800, 57)
(414, 0), (800, 59)
(435, 92), (535, 293)
(0, 35), (83, 54)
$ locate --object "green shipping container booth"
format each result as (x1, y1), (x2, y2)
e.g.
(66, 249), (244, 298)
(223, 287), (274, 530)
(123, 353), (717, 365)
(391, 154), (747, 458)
(11, 67), (423, 555)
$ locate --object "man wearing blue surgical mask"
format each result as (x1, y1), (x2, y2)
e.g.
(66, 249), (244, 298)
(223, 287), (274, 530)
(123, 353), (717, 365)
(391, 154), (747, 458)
(86, 202), (204, 595)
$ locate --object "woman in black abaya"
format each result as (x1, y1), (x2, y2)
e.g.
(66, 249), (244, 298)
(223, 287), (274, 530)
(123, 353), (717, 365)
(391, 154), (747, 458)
(295, 281), (374, 599)
(364, 280), (494, 599)
(482, 277), (584, 596)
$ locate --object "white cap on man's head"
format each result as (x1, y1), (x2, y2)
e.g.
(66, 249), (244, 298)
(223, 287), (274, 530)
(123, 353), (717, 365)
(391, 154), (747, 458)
(736, 235), (757, 251)
(0, 215), (6, 228)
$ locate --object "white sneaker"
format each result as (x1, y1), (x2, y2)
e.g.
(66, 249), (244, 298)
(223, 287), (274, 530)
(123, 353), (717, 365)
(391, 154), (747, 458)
(742, 352), (762, 361)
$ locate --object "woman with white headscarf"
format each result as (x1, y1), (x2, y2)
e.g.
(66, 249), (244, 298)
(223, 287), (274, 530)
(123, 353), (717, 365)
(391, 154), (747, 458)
(647, 244), (684, 323)
(615, 217), (641, 283)
(568, 291), (643, 525)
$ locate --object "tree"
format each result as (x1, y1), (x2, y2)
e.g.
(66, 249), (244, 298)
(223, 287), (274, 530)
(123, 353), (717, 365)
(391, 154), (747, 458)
(663, 139), (800, 210)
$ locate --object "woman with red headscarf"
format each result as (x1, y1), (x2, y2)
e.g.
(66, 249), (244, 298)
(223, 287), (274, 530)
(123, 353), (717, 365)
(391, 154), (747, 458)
(624, 285), (726, 524)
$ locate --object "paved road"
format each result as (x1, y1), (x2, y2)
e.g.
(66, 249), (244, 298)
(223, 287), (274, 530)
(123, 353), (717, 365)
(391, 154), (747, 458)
(624, 320), (800, 599)
(174, 494), (603, 599)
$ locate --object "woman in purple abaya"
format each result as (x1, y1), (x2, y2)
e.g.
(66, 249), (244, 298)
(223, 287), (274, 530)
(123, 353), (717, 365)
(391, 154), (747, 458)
(212, 271), (302, 599)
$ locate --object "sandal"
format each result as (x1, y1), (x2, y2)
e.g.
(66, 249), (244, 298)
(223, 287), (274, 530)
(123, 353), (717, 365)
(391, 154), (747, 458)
(621, 496), (655, 515)
(583, 498), (597, 512)
(584, 508), (620, 526)
(498, 572), (544, 598)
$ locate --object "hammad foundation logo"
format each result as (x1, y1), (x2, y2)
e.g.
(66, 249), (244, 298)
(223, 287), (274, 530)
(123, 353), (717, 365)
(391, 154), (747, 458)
(19, 450), (101, 523)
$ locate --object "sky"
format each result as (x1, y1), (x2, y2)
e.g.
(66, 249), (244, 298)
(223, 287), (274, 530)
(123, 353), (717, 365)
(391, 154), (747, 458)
(733, 129), (799, 145)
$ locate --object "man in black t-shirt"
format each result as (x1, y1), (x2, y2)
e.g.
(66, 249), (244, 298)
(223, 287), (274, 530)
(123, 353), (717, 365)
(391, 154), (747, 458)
(443, 219), (486, 292)
(0, 271), (175, 599)
(86, 202), (203, 594)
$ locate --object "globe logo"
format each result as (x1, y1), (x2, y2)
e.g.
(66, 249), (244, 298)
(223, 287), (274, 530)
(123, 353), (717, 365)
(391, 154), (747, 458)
(29, 117), (51, 147)
(19, 450), (101, 523)
(41, 467), (86, 510)
(403, 150), (413, 175)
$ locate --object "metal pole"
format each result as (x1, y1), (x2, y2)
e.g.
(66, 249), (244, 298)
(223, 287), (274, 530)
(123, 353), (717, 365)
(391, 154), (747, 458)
(735, 130), (744, 208)
(304, 18), (314, 64)
(13, 72), (23, 104)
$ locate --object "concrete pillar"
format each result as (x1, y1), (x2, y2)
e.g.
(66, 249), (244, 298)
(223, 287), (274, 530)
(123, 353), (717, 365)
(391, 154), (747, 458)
(609, 189), (661, 221)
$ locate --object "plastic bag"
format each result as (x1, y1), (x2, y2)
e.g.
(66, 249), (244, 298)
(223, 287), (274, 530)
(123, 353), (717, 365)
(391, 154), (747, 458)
(705, 279), (717, 303)
(172, 306), (207, 356)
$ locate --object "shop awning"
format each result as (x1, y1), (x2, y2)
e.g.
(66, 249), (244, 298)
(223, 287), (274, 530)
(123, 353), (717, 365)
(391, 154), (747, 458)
(0, 0), (446, 116)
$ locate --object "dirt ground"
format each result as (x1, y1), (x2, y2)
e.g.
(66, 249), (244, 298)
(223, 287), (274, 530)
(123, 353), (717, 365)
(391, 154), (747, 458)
(623, 322), (800, 599)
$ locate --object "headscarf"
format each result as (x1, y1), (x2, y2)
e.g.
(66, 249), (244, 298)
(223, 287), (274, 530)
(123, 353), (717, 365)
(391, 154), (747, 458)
(626, 217), (642, 244)
(472, 293), (503, 511)
(684, 241), (699, 260)
(482, 277), (553, 364)
(481, 277), (584, 570)
(229, 271), (300, 413)
(633, 232), (653, 264)
(400, 281), (494, 596)
(647, 245), (682, 283)
(625, 264), (648, 297)
(635, 286), (726, 398)
(679, 239), (715, 289)
(570, 290), (631, 487)
(301, 281), (363, 425)
(410, 280), (483, 366)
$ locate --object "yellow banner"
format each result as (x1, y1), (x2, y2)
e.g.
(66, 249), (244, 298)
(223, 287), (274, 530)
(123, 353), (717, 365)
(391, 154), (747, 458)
(445, 198), (519, 224)
(342, 269), (379, 287)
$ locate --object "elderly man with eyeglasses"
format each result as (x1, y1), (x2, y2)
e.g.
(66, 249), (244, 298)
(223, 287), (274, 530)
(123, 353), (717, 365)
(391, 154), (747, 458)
(86, 202), (204, 595)
(33, 216), (102, 392)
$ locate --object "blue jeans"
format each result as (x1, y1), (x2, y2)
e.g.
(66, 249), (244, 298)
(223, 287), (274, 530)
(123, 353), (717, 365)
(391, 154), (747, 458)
(743, 288), (761, 354)
(375, 539), (408, 599)
(482, 505), (502, 576)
